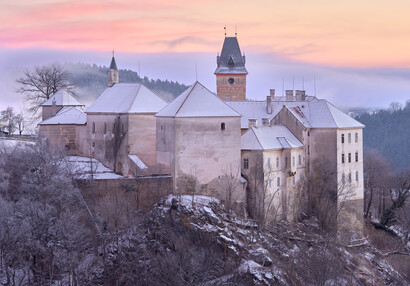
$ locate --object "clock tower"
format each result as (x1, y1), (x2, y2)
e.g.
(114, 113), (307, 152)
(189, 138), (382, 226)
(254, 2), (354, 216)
(215, 36), (248, 101)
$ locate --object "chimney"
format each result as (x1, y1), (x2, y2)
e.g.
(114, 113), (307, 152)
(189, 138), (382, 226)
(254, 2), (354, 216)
(301, 90), (306, 101)
(266, 95), (272, 114)
(270, 89), (275, 99)
(52, 98), (56, 116)
(248, 118), (257, 129)
(295, 90), (302, 101)
(262, 118), (270, 126)
(286, 90), (293, 101)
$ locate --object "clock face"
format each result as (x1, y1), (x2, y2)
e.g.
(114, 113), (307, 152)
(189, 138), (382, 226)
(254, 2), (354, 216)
(228, 77), (235, 85)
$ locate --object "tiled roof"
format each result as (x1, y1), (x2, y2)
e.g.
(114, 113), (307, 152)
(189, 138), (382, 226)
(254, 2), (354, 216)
(215, 37), (248, 74)
(156, 81), (241, 118)
(109, 56), (118, 70)
(241, 126), (304, 151)
(42, 90), (83, 107)
(86, 83), (167, 114)
(39, 107), (86, 125)
(228, 97), (364, 129)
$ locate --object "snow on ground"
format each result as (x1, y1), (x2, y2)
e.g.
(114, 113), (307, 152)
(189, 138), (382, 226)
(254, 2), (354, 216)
(0, 138), (35, 149)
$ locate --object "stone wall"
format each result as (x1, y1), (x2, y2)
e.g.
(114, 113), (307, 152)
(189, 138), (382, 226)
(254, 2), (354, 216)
(39, 124), (80, 155)
(78, 175), (173, 230)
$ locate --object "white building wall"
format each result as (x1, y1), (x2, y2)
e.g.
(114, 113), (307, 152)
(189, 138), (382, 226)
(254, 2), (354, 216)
(337, 128), (364, 200)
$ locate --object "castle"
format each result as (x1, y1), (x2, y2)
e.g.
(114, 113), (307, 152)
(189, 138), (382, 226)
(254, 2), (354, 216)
(38, 36), (364, 222)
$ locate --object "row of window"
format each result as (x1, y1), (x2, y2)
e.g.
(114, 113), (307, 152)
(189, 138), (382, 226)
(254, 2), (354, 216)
(91, 121), (124, 135)
(342, 171), (359, 184)
(341, 152), (359, 163)
(341, 132), (359, 144)
(267, 176), (300, 188)
(244, 155), (303, 170)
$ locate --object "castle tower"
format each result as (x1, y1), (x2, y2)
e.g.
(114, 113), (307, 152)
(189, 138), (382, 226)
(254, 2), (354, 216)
(108, 52), (119, 87)
(215, 36), (248, 101)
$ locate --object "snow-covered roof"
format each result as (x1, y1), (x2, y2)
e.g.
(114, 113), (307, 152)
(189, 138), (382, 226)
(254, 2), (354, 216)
(39, 107), (86, 125)
(42, 90), (83, 106)
(241, 126), (304, 151)
(128, 154), (147, 170)
(228, 97), (364, 129)
(86, 83), (167, 114)
(67, 156), (123, 179)
(156, 81), (241, 118)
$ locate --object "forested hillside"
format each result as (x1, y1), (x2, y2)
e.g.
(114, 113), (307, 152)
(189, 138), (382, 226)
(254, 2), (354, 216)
(64, 63), (188, 104)
(355, 101), (410, 171)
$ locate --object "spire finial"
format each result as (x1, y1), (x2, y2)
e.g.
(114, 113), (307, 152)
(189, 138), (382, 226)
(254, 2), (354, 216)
(224, 26), (226, 37)
(112, 50), (114, 57)
(235, 25), (237, 37)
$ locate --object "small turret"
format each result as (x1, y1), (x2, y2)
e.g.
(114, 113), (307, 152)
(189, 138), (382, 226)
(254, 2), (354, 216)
(108, 51), (119, 87)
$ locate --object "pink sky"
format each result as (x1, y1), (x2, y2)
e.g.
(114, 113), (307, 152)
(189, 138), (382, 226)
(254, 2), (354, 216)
(2, 0), (410, 67)
(1, 0), (410, 114)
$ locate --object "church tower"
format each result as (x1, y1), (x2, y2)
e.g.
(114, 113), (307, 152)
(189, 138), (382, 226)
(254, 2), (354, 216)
(215, 35), (248, 101)
(108, 52), (119, 87)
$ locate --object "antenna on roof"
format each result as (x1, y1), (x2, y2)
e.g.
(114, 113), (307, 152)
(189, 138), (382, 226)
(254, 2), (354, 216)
(282, 76), (285, 97)
(292, 76), (295, 93)
(302, 76), (304, 90)
(235, 25), (237, 36)
(224, 26), (226, 37)
(195, 63), (198, 81)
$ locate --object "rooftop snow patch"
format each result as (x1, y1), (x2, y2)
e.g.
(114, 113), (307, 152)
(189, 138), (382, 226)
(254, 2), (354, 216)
(227, 97), (364, 129)
(42, 90), (83, 106)
(241, 125), (303, 150)
(156, 81), (241, 118)
(128, 154), (147, 170)
(66, 156), (123, 179)
(39, 107), (86, 125)
(86, 83), (167, 114)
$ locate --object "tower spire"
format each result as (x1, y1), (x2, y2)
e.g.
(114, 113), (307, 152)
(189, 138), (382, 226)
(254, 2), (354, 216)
(108, 51), (119, 87)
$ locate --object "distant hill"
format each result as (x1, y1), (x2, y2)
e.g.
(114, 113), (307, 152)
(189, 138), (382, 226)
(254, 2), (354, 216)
(355, 101), (410, 171)
(64, 63), (189, 105)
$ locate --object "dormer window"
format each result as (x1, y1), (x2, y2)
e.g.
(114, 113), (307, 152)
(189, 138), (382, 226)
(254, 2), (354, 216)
(227, 56), (234, 66)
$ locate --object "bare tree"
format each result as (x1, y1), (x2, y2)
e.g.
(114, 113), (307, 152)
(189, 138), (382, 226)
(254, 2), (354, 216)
(16, 64), (76, 120)
(218, 164), (241, 213)
(363, 149), (391, 219)
(14, 113), (24, 136)
(112, 116), (127, 173)
(1, 107), (16, 135)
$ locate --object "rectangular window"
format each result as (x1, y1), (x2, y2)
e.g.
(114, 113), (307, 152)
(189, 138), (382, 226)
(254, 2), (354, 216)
(341, 153), (345, 163)
(341, 134), (345, 143)
(293, 176), (295, 186)
(292, 156), (295, 167)
(342, 173), (345, 184)
(348, 172), (352, 183)
(243, 158), (249, 169)
(267, 158), (271, 169)
(298, 155), (302, 165)
(285, 157), (288, 168)
(348, 153), (351, 163)
(355, 132), (358, 143)
(92, 122), (95, 134)
(308, 145), (310, 154)
(348, 133), (351, 143)
(277, 177), (280, 187)
(356, 171), (359, 182)
(221, 122), (225, 130)
(276, 157), (279, 168)
(355, 152), (358, 162)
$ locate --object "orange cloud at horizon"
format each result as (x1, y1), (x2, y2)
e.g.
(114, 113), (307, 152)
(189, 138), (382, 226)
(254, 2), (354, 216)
(1, 0), (410, 68)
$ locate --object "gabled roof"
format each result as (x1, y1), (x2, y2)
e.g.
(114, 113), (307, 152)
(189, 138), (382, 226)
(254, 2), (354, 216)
(39, 107), (86, 125)
(109, 56), (118, 70)
(86, 83), (167, 114)
(228, 97), (364, 129)
(241, 126), (303, 151)
(215, 37), (248, 74)
(42, 90), (83, 107)
(156, 81), (241, 118)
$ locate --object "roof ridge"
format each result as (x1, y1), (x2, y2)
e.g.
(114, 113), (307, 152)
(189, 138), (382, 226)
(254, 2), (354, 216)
(174, 82), (196, 116)
(252, 128), (264, 150)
